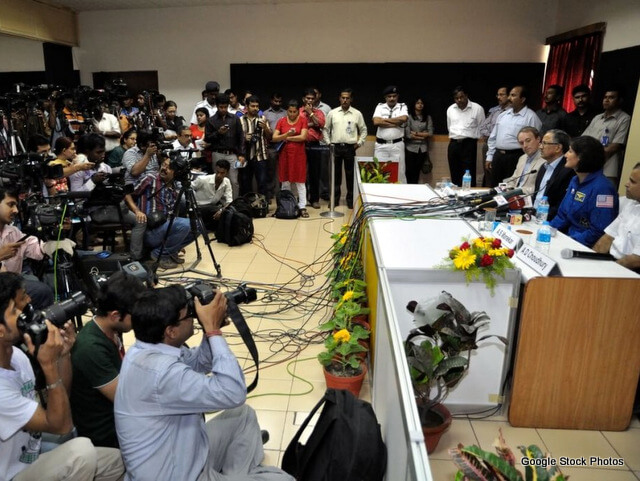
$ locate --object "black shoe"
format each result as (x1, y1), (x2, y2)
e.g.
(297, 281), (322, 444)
(261, 430), (270, 445)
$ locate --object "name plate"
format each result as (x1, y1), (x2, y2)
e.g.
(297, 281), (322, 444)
(492, 224), (521, 250)
(516, 244), (558, 276)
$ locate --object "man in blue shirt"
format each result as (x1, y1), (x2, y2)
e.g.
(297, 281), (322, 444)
(114, 286), (292, 481)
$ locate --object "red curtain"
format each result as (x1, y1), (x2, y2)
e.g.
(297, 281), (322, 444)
(543, 32), (603, 112)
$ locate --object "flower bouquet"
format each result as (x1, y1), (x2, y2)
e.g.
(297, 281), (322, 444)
(441, 236), (515, 294)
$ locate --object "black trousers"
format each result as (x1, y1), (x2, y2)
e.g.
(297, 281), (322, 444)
(305, 143), (323, 203)
(490, 149), (523, 188)
(447, 138), (478, 187)
(405, 149), (427, 184)
(332, 143), (356, 207)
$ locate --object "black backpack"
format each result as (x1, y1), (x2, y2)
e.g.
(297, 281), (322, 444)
(274, 190), (299, 219)
(215, 198), (254, 246)
(243, 192), (268, 218)
(282, 389), (387, 481)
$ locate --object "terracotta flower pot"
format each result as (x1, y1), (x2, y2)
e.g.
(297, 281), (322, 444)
(420, 403), (452, 454)
(323, 363), (367, 398)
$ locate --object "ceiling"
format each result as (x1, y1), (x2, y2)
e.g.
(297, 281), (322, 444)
(42, 0), (348, 12)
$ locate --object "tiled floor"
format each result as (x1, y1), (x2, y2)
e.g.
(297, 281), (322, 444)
(121, 201), (640, 480)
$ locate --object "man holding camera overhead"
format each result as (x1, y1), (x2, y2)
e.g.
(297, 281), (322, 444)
(115, 285), (293, 481)
(0, 272), (125, 481)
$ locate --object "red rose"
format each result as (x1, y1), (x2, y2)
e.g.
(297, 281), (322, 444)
(492, 239), (502, 248)
(507, 249), (514, 258)
(460, 242), (470, 250)
(480, 254), (494, 267)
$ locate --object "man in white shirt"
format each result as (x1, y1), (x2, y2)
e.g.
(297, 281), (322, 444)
(323, 88), (367, 209)
(189, 81), (219, 125)
(373, 86), (409, 183)
(192, 159), (233, 231)
(446, 86), (485, 187)
(593, 163), (640, 271)
(90, 102), (121, 154)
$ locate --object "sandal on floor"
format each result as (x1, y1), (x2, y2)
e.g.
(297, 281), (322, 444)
(300, 209), (309, 218)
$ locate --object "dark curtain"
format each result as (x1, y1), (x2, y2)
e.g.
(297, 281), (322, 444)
(543, 32), (603, 112)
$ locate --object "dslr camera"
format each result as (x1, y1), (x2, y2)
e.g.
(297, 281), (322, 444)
(17, 292), (89, 349)
(184, 281), (257, 318)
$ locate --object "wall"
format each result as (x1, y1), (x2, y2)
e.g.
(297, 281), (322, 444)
(554, 0), (640, 52)
(74, 0), (556, 117)
(0, 34), (45, 71)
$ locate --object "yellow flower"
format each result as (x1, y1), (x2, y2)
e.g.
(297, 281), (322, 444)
(473, 238), (486, 249)
(339, 252), (354, 268)
(342, 290), (355, 301)
(488, 248), (505, 257)
(333, 329), (351, 343)
(339, 235), (347, 245)
(453, 250), (476, 270)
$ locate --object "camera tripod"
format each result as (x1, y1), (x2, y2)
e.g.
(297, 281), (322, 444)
(151, 171), (222, 278)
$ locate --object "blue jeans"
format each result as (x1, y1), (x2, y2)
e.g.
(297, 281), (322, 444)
(144, 217), (194, 259)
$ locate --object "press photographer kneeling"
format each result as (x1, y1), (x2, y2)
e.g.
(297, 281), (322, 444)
(0, 272), (125, 481)
(114, 284), (292, 481)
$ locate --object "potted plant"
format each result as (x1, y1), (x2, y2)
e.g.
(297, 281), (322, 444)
(359, 157), (394, 183)
(318, 327), (369, 397)
(405, 291), (503, 453)
(449, 428), (567, 480)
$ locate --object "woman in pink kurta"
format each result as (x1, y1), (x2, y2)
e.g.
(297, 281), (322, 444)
(273, 100), (309, 216)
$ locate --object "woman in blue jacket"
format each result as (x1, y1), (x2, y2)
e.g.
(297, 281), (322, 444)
(550, 136), (619, 247)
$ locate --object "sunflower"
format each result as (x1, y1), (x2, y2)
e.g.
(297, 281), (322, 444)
(453, 249), (477, 270)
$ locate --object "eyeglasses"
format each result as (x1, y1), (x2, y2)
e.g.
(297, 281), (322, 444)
(540, 141), (559, 146)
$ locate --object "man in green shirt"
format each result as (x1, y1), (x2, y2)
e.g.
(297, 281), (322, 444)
(70, 271), (145, 448)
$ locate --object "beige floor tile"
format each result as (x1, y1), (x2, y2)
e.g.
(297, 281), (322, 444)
(254, 409), (287, 452)
(428, 418), (479, 460)
(262, 450), (281, 469)
(602, 429), (640, 470)
(559, 467), (638, 480)
(287, 379), (326, 412)
(471, 420), (548, 455)
(537, 428), (626, 470)
(293, 357), (326, 383)
(245, 379), (293, 411)
(280, 411), (300, 451)
(427, 459), (463, 480)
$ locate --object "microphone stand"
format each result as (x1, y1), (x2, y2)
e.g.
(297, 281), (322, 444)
(320, 144), (344, 219)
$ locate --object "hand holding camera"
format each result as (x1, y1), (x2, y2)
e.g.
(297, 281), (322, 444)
(218, 124), (230, 134)
(91, 172), (108, 184)
(26, 320), (64, 368)
(194, 291), (228, 331)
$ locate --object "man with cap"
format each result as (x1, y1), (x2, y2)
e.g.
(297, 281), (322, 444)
(373, 86), (409, 183)
(190, 81), (219, 125)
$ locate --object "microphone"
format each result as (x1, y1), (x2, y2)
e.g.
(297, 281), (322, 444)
(500, 168), (539, 186)
(560, 248), (615, 261)
(476, 188), (524, 210)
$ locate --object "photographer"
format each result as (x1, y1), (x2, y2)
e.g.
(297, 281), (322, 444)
(90, 101), (121, 154)
(45, 137), (95, 197)
(70, 272), (145, 449)
(115, 285), (292, 481)
(204, 94), (245, 200)
(27, 134), (51, 158)
(71, 133), (145, 261)
(128, 156), (193, 270)
(0, 272), (125, 481)
(121, 130), (159, 186)
(0, 186), (64, 309)
(192, 159), (232, 231)
(240, 95), (271, 198)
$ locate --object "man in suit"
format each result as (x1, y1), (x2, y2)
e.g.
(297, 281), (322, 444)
(533, 129), (575, 221)
(502, 126), (545, 195)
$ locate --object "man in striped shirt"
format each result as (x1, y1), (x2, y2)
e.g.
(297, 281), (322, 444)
(239, 96), (271, 198)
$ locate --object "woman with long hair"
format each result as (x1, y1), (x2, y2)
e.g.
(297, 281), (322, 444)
(404, 96), (434, 184)
(550, 135), (619, 247)
(272, 99), (309, 217)
(106, 128), (137, 168)
(45, 137), (93, 196)
(191, 107), (212, 170)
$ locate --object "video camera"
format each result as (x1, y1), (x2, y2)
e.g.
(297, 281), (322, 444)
(0, 153), (63, 191)
(17, 292), (89, 349)
(184, 281), (257, 319)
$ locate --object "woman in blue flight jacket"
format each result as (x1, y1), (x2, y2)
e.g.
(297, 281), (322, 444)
(550, 136), (619, 247)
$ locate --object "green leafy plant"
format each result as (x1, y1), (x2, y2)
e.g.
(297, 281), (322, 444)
(318, 326), (369, 377)
(449, 429), (567, 480)
(405, 292), (503, 424)
(359, 157), (392, 183)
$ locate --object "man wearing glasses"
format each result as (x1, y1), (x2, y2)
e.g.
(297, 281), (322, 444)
(114, 286), (293, 481)
(533, 129), (575, 220)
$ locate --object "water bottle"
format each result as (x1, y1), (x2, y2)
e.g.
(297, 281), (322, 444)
(601, 128), (610, 147)
(536, 196), (549, 224)
(536, 221), (552, 253)
(462, 170), (472, 192)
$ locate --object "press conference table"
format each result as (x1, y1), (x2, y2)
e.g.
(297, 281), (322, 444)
(357, 181), (640, 431)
